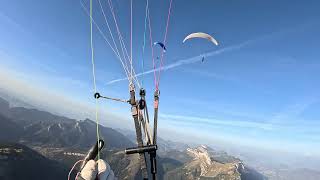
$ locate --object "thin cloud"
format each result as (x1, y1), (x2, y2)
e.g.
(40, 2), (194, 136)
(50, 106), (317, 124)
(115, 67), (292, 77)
(160, 112), (320, 134)
(107, 22), (315, 85)
(170, 95), (269, 121)
(270, 97), (319, 123)
(160, 113), (275, 131)
(107, 40), (252, 85)
(0, 12), (27, 34)
(0, 67), (130, 128)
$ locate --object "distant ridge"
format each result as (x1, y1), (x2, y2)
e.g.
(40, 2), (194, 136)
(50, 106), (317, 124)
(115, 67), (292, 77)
(0, 96), (134, 150)
(0, 142), (71, 180)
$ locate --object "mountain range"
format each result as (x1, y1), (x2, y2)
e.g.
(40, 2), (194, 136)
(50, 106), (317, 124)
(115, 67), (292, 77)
(0, 97), (133, 150)
(0, 143), (71, 180)
(0, 95), (319, 179)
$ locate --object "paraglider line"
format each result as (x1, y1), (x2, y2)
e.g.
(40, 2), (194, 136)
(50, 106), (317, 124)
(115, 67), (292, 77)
(107, 37), (254, 85)
(81, 1), (123, 67)
(81, 0), (137, 85)
(147, 3), (157, 87)
(97, 0), (131, 81)
(141, 0), (149, 86)
(88, 0), (100, 160)
(82, 0), (142, 87)
(107, 0), (141, 88)
(130, 0), (133, 80)
(157, 0), (173, 90)
(68, 159), (83, 180)
(108, 0), (132, 83)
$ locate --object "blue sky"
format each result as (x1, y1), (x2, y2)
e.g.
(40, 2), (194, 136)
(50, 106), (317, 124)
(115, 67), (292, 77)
(0, 0), (320, 157)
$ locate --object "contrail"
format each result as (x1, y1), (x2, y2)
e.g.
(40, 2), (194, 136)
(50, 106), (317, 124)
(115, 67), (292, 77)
(107, 21), (314, 85)
(107, 39), (253, 85)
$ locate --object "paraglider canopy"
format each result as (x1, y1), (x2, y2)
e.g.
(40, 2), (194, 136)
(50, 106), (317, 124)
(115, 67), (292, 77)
(183, 32), (219, 46)
(153, 42), (167, 52)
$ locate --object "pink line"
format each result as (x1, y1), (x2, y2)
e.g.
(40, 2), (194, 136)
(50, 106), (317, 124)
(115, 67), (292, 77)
(107, 0), (130, 74)
(157, 0), (173, 89)
(130, 0), (133, 77)
(147, 5), (157, 87)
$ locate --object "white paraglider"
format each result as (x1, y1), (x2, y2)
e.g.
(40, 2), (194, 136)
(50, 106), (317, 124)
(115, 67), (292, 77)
(183, 32), (219, 45)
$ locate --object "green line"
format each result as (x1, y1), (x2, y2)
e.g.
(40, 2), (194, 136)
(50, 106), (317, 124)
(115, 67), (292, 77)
(90, 0), (100, 160)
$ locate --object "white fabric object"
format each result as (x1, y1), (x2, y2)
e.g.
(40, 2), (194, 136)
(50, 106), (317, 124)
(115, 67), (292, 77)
(80, 159), (115, 180)
(80, 160), (97, 180)
(183, 32), (219, 45)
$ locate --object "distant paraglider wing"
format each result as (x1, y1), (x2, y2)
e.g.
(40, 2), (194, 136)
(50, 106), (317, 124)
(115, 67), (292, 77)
(183, 32), (219, 45)
(153, 42), (167, 52)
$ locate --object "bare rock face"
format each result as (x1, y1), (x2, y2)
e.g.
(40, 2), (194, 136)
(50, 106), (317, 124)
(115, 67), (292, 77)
(0, 96), (267, 180)
(164, 145), (266, 180)
(184, 145), (241, 179)
(187, 145), (213, 176)
(108, 151), (142, 180)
